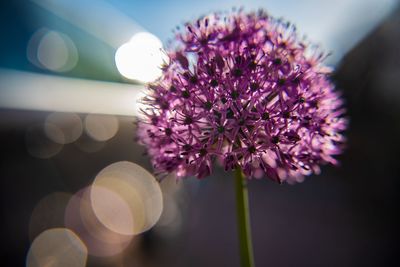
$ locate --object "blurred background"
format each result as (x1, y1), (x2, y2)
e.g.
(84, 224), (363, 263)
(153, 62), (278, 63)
(1, 0), (400, 266)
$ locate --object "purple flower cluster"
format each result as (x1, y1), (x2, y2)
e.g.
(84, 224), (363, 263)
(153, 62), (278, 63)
(137, 9), (347, 183)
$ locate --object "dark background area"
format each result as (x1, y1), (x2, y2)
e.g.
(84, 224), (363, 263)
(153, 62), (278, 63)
(1, 1), (399, 266)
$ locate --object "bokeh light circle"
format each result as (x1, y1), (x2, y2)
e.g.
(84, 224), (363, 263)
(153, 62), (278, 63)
(45, 112), (83, 144)
(29, 192), (72, 241)
(74, 131), (106, 153)
(89, 185), (135, 235)
(65, 187), (134, 257)
(27, 28), (78, 72)
(25, 123), (63, 159)
(26, 228), (87, 267)
(84, 114), (119, 141)
(91, 161), (163, 235)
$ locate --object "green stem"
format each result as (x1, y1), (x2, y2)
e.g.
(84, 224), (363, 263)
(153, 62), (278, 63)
(235, 167), (255, 267)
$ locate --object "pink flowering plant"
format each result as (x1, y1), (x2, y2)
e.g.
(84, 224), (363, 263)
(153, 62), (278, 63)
(137, 9), (346, 267)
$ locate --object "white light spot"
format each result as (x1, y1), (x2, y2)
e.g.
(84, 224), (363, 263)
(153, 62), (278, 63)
(115, 32), (166, 83)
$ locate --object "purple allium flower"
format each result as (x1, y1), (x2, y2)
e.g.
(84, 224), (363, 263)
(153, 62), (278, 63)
(137, 9), (347, 183)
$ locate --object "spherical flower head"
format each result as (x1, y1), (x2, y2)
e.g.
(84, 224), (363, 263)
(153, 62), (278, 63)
(137, 9), (347, 183)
